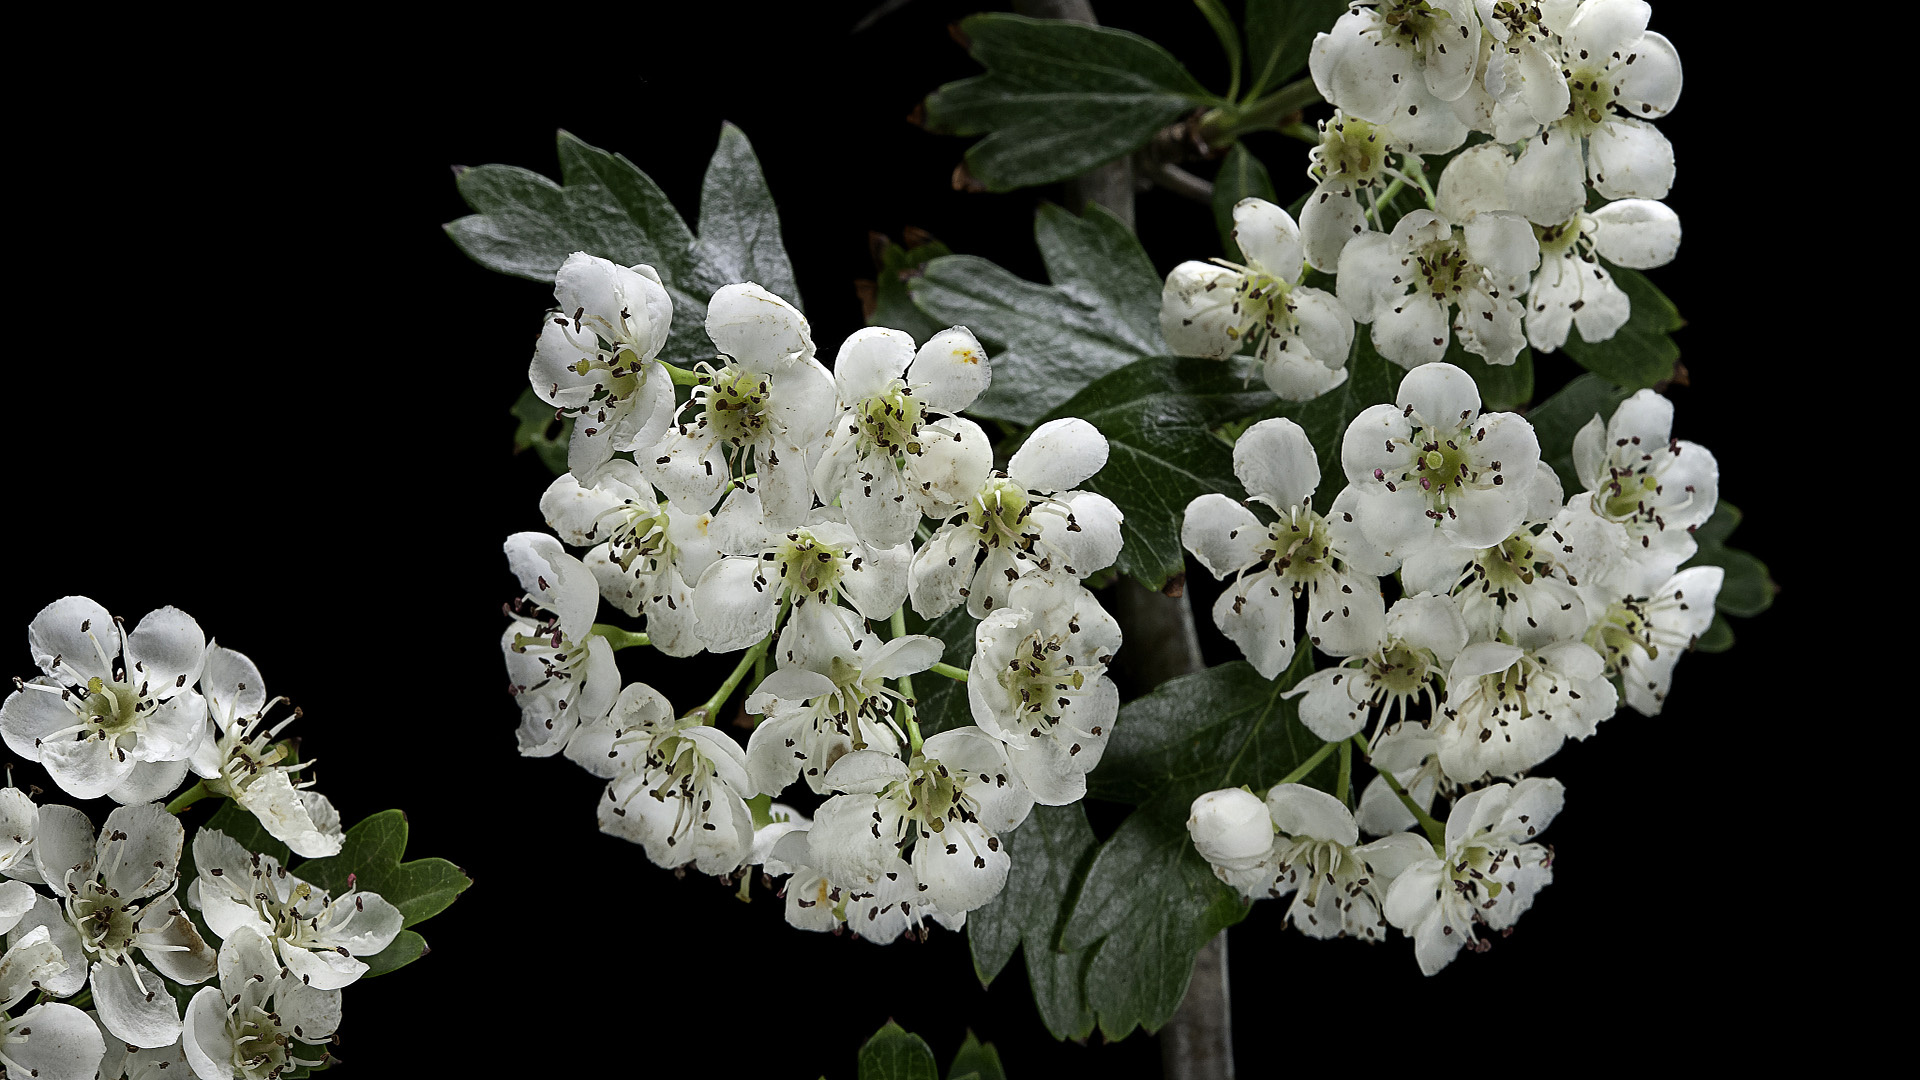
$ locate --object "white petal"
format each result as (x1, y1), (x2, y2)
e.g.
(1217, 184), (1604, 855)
(1009, 418), (1108, 493)
(92, 960), (181, 1048)
(1265, 783), (1358, 845)
(833, 326), (915, 401)
(27, 596), (116, 684)
(706, 282), (814, 371)
(1506, 128), (1586, 225)
(692, 557), (779, 652)
(1212, 573), (1296, 679)
(1372, 294), (1450, 368)
(1463, 210), (1540, 282)
(1160, 262), (1245, 359)
(1232, 198), (1303, 279)
(1436, 142), (1514, 222)
(1590, 199), (1680, 268)
(1181, 495), (1265, 579)
(3, 1002), (103, 1080)
(1589, 117), (1674, 200)
(1234, 418), (1320, 509)
(1299, 181), (1369, 273)
(1398, 361), (1481, 424)
(908, 327), (993, 414)
(1335, 232), (1403, 323)
(1615, 31), (1682, 118)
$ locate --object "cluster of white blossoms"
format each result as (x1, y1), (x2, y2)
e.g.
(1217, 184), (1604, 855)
(0, 599), (404, 1078)
(1184, 362), (1720, 973)
(507, 254), (1126, 940)
(1162, 0), (1682, 395)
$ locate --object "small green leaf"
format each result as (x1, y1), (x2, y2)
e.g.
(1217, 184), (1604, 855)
(1212, 143), (1276, 263)
(1560, 265), (1682, 391)
(1030, 356), (1276, 590)
(358, 931), (428, 979)
(1091, 647), (1327, 805)
(510, 387), (570, 475)
(1681, 502), (1775, 618)
(1194, 0), (1243, 99)
(1693, 613), (1734, 653)
(946, 1031), (1007, 1080)
(904, 608), (976, 737)
(1244, 0), (1349, 97)
(858, 1022), (940, 1080)
(869, 237), (954, 346)
(967, 804), (1099, 1041)
(923, 14), (1212, 190)
(1444, 345), (1534, 412)
(292, 811), (472, 929)
(689, 122), (803, 313)
(1060, 792), (1247, 1039)
(1524, 372), (1631, 493)
(911, 204), (1166, 426)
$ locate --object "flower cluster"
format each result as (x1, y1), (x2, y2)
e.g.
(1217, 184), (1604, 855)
(506, 257), (1126, 940)
(0, 598), (404, 1077)
(1183, 363), (1719, 973)
(1162, 0), (1682, 392)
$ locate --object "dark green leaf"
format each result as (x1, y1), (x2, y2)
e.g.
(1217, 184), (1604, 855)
(689, 122), (803, 312)
(293, 811), (472, 929)
(1060, 792), (1247, 1039)
(1091, 647), (1327, 805)
(1444, 345), (1534, 412)
(1032, 356), (1276, 589)
(1239, 323), (1398, 475)
(858, 1022), (940, 1080)
(924, 14), (1210, 190)
(903, 608), (976, 737)
(1693, 613), (1733, 653)
(869, 237), (954, 346)
(967, 804), (1099, 1041)
(510, 387), (570, 475)
(1681, 502), (1775, 618)
(358, 931), (428, 979)
(1560, 265), (1682, 391)
(1523, 372), (1630, 493)
(946, 1031), (1007, 1080)
(1212, 143), (1277, 263)
(1244, 0), (1349, 97)
(912, 205), (1166, 426)
(1195, 0), (1243, 98)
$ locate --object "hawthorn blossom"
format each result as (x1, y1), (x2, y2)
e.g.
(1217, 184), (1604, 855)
(1566, 389), (1718, 594)
(1586, 565), (1721, 715)
(13, 803), (216, 1048)
(502, 532), (621, 764)
(647, 284), (835, 526)
(1431, 638), (1617, 782)
(187, 828), (403, 991)
(1340, 362), (1542, 559)
(182, 927), (338, 1080)
(809, 727), (1033, 917)
(743, 609), (936, 795)
(1526, 199), (1679, 351)
(1300, 111), (1466, 272)
(1385, 777), (1563, 974)
(1, 598), (207, 802)
(1310, 4), (1482, 122)
(1338, 209), (1539, 368)
(764, 829), (962, 943)
(540, 460), (721, 657)
(96, 1020), (189, 1080)
(187, 647), (343, 859)
(812, 326), (994, 547)
(1161, 198), (1354, 400)
(1182, 418), (1392, 677)
(1283, 592), (1468, 742)
(1, 928), (104, 1080)
(529, 252), (678, 479)
(597, 683), (755, 876)
(910, 419), (1123, 620)
(1498, 0), (1683, 224)
(968, 577), (1121, 805)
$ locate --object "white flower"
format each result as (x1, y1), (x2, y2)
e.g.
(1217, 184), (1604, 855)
(1467, 0), (1577, 136)
(1, 598), (207, 802)
(1385, 777), (1563, 974)
(1284, 592), (1468, 742)
(1161, 199), (1354, 400)
(1300, 111), (1467, 272)
(812, 326), (994, 547)
(646, 284), (835, 526)
(530, 253), (678, 479)
(0, 787), (39, 883)
(1567, 389), (1719, 594)
(762, 829), (962, 944)
(1432, 639), (1617, 782)
(809, 727), (1034, 917)
(691, 491), (910, 654)
(182, 926), (338, 1079)
(1183, 418), (1392, 678)
(744, 609), (936, 796)
(967, 577), (1121, 805)
(1310, 4), (1483, 122)
(1339, 362), (1543, 559)
(1, 927), (104, 1080)
(1497, 0), (1683, 224)
(1338, 209), (1539, 368)
(186, 828), (403, 992)
(186, 647), (343, 859)
(1586, 565), (1721, 716)
(11, 803), (217, 1049)
(596, 684), (755, 876)
(1186, 788), (1278, 896)
(502, 533), (622, 764)
(541, 460), (722, 657)
(1528, 199), (1680, 352)
(910, 418), (1123, 620)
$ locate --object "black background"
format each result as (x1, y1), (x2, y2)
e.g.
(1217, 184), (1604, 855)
(7, 2), (1797, 1075)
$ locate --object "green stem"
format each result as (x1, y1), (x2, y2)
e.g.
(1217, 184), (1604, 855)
(166, 781), (213, 815)
(889, 607), (925, 756)
(1274, 740), (1340, 787)
(927, 662), (970, 683)
(590, 624), (651, 651)
(1199, 76), (1322, 146)
(1281, 121), (1319, 145)
(1369, 177), (1407, 229)
(1335, 740), (1352, 806)
(694, 637), (770, 724)
(1403, 153), (1436, 209)
(1352, 735), (1445, 852)
(665, 364), (703, 386)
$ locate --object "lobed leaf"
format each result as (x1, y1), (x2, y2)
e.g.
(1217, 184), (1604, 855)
(858, 1022), (940, 1080)
(293, 811), (472, 930)
(1681, 501), (1775, 619)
